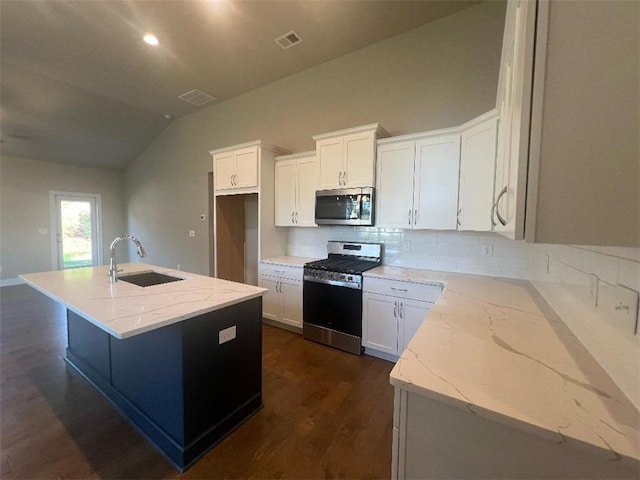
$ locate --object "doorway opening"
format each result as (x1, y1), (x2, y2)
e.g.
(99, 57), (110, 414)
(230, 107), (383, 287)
(50, 192), (102, 269)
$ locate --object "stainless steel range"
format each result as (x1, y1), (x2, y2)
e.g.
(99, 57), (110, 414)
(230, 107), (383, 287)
(302, 241), (382, 355)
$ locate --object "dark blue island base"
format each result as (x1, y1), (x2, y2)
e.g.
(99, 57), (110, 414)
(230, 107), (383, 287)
(64, 297), (263, 471)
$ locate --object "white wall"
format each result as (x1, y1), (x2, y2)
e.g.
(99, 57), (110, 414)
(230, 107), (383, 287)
(0, 155), (126, 283)
(124, 1), (507, 274)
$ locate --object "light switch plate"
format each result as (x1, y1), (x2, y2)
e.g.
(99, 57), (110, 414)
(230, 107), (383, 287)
(481, 244), (493, 257)
(38, 227), (48, 235)
(219, 325), (237, 345)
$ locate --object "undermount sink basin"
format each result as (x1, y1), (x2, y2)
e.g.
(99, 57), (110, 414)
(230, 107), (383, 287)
(119, 271), (184, 287)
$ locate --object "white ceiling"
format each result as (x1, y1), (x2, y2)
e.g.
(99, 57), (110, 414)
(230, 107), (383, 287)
(0, 0), (480, 170)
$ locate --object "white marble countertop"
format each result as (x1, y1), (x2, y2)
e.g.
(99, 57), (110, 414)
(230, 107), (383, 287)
(260, 256), (318, 267)
(365, 266), (639, 462)
(20, 263), (267, 339)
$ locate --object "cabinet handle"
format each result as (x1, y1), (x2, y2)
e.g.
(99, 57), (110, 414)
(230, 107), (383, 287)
(295, 211), (298, 223)
(291, 211), (295, 224)
(399, 302), (404, 319)
(408, 209), (412, 226)
(390, 286), (408, 292)
(414, 209), (418, 225)
(342, 171), (346, 186)
(457, 209), (462, 227)
(275, 270), (285, 274)
(494, 186), (508, 227)
(393, 301), (398, 318)
(338, 171), (342, 186)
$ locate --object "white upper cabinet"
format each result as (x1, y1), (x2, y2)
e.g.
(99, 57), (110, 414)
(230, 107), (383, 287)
(376, 141), (416, 229)
(314, 123), (388, 190)
(458, 111), (499, 231)
(493, 0), (537, 240)
(493, 0), (638, 246)
(413, 135), (460, 230)
(275, 151), (318, 227)
(377, 131), (460, 230)
(211, 143), (260, 192)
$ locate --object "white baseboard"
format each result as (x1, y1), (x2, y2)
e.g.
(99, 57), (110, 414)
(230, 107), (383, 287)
(0, 277), (24, 287)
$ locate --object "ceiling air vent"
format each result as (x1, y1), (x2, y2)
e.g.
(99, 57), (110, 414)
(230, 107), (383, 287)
(275, 30), (303, 50)
(178, 89), (216, 107)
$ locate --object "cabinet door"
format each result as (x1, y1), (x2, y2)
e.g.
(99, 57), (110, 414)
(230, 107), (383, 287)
(317, 137), (343, 189)
(376, 141), (416, 228)
(213, 151), (235, 190)
(296, 156), (319, 227)
(275, 160), (296, 226)
(234, 146), (259, 188)
(281, 280), (303, 328)
(399, 299), (432, 353)
(493, 0), (536, 239)
(363, 293), (398, 355)
(459, 116), (498, 231)
(343, 131), (375, 188)
(260, 276), (280, 321)
(413, 135), (460, 230)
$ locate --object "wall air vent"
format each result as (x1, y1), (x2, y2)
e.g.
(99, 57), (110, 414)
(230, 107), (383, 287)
(178, 89), (216, 107)
(275, 30), (303, 50)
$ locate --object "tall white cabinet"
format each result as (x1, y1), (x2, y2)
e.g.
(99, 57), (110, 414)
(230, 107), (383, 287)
(491, 0), (638, 246)
(458, 111), (499, 231)
(274, 151), (318, 227)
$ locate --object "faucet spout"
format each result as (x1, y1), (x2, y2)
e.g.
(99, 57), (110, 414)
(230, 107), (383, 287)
(109, 235), (147, 283)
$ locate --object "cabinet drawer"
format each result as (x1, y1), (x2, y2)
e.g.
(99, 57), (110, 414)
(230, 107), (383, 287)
(259, 263), (302, 282)
(363, 277), (442, 303)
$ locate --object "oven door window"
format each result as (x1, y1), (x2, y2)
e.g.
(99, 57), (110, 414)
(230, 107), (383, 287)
(303, 281), (362, 337)
(315, 195), (361, 220)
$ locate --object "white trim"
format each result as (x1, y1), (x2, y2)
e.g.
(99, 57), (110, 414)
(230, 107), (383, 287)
(49, 191), (103, 270)
(275, 150), (315, 162)
(313, 122), (389, 141)
(459, 108), (499, 131)
(1, 277), (25, 287)
(209, 140), (290, 157)
(377, 126), (461, 145)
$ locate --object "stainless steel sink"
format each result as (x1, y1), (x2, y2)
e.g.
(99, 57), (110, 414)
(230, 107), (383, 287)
(119, 271), (184, 287)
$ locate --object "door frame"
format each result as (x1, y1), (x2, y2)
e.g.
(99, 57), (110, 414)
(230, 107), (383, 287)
(49, 191), (103, 270)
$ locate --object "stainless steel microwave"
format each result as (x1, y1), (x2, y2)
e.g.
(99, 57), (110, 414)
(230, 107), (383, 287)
(314, 187), (375, 226)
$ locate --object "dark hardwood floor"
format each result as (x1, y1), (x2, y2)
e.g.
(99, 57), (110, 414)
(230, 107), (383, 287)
(0, 285), (394, 479)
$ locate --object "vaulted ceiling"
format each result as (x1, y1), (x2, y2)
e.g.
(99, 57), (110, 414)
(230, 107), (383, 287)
(0, 0), (480, 170)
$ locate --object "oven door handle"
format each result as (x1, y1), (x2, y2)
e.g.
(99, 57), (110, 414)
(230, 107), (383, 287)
(303, 276), (361, 290)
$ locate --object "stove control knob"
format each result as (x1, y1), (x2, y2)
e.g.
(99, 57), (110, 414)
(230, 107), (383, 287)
(347, 276), (353, 282)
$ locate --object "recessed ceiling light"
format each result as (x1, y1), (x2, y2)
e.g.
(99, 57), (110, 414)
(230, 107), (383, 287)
(143, 34), (159, 46)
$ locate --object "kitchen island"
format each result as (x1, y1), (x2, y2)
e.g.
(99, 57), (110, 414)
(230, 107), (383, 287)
(20, 263), (267, 471)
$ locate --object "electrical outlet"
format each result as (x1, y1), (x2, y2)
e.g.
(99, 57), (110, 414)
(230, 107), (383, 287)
(481, 244), (493, 257)
(189, 230), (195, 237)
(402, 240), (411, 252)
(219, 325), (237, 345)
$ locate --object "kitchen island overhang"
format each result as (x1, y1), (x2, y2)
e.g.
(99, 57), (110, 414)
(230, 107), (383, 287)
(20, 263), (267, 471)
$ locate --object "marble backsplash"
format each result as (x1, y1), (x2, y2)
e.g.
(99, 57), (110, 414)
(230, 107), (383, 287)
(286, 226), (640, 409)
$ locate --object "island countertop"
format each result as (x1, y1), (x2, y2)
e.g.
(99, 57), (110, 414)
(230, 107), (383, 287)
(20, 263), (267, 339)
(364, 266), (639, 464)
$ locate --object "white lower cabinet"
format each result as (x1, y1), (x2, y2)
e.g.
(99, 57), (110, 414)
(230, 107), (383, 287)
(363, 277), (442, 359)
(259, 263), (303, 329)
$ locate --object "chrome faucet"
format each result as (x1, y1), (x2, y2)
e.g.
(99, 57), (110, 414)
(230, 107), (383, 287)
(109, 235), (147, 283)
